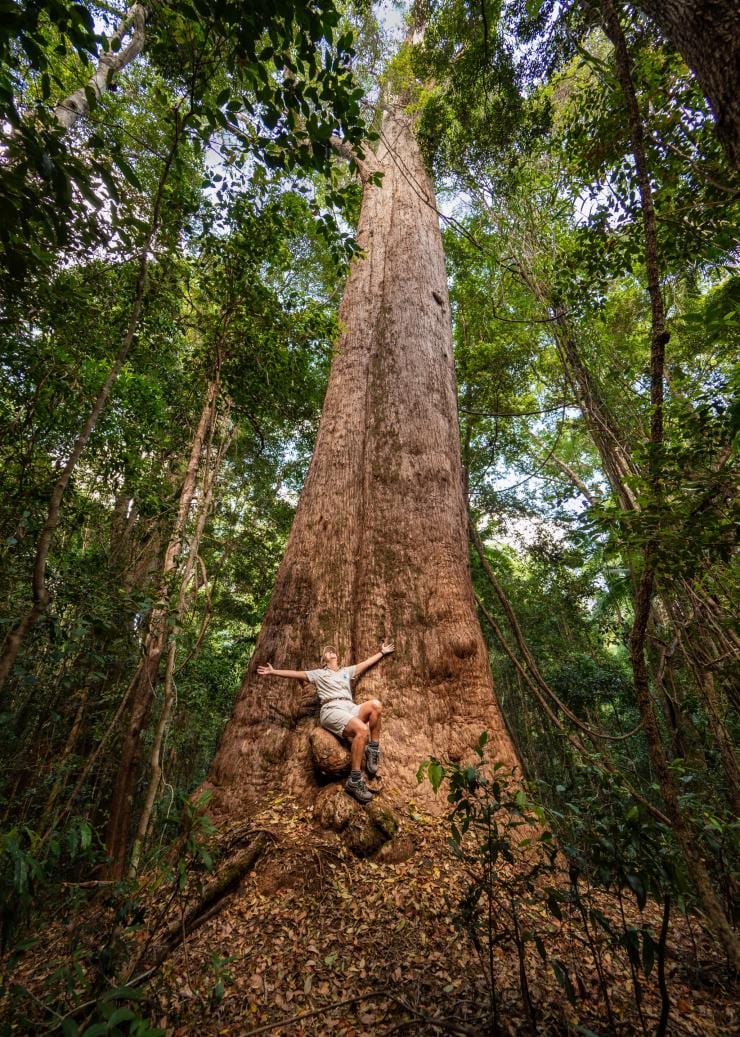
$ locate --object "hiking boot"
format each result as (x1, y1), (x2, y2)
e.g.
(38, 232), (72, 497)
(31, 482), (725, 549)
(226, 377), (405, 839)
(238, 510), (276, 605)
(345, 774), (373, 804)
(364, 741), (381, 779)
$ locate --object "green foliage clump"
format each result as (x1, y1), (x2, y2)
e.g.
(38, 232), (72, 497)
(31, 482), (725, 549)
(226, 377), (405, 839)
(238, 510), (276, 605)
(421, 734), (712, 1033)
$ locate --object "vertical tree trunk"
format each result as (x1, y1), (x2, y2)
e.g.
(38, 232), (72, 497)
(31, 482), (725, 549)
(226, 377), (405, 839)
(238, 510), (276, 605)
(519, 261), (641, 514)
(104, 377), (219, 878)
(602, 0), (740, 969)
(38, 683), (90, 829)
(206, 104), (520, 815)
(128, 400), (233, 875)
(629, 0), (740, 169)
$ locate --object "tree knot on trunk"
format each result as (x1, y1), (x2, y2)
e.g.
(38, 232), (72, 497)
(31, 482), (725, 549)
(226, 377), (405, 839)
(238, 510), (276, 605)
(310, 726), (351, 778)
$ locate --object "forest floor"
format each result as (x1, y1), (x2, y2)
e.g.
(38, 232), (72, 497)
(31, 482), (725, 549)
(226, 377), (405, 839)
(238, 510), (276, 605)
(145, 795), (734, 1037)
(4, 794), (737, 1036)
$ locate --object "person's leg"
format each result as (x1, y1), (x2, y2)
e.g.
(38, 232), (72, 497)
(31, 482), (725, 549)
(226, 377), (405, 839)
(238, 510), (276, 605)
(357, 700), (382, 777)
(357, 699), (382, 740)
(342, 717), (373, 801)
(343, 717), (370, 772)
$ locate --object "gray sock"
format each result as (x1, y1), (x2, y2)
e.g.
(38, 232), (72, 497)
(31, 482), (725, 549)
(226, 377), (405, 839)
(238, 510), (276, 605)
(368, 740), (379, 748)
(351, 769), (362, 782)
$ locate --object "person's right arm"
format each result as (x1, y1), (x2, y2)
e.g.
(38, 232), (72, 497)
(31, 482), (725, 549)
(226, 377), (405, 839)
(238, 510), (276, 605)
(256, 662), (308, 680)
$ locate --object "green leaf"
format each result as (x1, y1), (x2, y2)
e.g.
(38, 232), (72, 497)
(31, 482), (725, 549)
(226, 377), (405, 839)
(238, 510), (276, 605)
(106, 1007), (136, 1029)
(626, 873), (647, 910)
(79, 820), (92, 850)
(551, 959), (576, 1004)
(81, 1024), (108, 1037)
(112, 154), (142, 190)
(428, 760), (445, 793)
(641, 931), (656, 977)
(547, 892), (563, 921)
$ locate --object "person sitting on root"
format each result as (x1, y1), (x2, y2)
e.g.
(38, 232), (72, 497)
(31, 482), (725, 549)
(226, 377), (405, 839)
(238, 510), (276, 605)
(257, 642), (394, 804)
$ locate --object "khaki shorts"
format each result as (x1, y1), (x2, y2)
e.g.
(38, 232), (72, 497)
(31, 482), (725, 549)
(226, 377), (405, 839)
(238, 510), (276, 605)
(320, 700), (360, 738)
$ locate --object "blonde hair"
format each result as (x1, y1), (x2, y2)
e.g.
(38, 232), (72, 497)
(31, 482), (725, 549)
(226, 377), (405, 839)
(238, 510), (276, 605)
(321, 645), (338, 666)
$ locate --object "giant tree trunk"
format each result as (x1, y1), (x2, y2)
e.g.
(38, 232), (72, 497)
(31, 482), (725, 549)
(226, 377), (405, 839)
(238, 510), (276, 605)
(206, 104), (520, 815)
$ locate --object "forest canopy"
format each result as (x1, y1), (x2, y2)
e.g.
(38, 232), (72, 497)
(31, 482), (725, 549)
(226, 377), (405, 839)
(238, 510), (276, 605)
(0, 1), (738, 1034)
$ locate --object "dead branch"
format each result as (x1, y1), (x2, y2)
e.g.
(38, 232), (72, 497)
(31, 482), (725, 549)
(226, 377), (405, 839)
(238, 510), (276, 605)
(141, 833), (270, 972)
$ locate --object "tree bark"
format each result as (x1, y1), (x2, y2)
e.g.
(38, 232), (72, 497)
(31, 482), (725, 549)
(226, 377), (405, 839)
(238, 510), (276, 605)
(128, 388), (231, 876)
(54, 4), (148, 130)
(544, 299), (640, 512)
(205, 103), (521, 815)
(629, 0), (740, 169)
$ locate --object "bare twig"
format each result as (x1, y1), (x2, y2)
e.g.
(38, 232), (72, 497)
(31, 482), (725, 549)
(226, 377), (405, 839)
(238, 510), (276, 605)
(238, 989), (480, 1036)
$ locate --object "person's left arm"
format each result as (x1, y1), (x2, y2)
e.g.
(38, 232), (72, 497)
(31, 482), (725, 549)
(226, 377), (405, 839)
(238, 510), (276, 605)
(351, 641), (394, 679)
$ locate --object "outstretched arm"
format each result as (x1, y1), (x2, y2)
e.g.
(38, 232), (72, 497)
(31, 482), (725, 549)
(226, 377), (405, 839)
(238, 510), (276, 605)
(256, 662), (308, 680)
(352, 641), (394, 680)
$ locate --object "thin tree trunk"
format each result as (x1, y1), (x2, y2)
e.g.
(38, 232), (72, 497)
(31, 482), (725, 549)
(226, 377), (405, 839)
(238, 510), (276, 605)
(38, 684), (90, 829)
(104, 376), (219, 878)
(650, 633), (701, 764)
(127, 637), (178, 877)
(540, 293), (640, 513)
(515, 227), (641, 514)
(41, 664), (141, 843)
(128, 385), (230, 875)
(110, 489), (135, 566)
(522, 185), (740, 815)
(663, 587), (740, 804)
(470, 519), (644, 745)
(524, 246), (738, 824)
(0, 120), (181, 701)
(54, 5), (147, 130)
(602, 0), (740, 969)
(205, 103), (521, 815)
(530, 431), (597, 504)
(683, 653), (740, 813)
